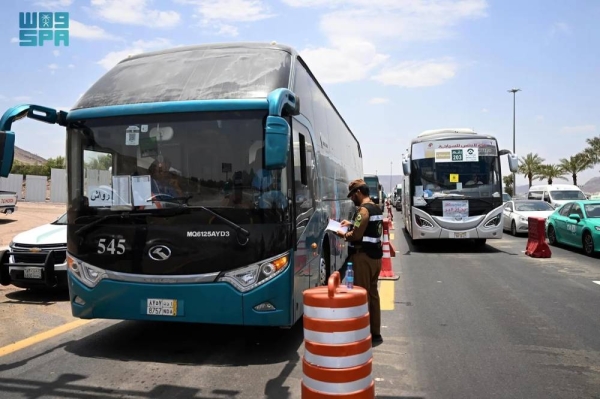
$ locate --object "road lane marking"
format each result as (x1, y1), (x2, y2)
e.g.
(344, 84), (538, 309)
(593, 281), (600, 286)
(0, 319), (91, 358)
(390, 233), (394, 240)
(380, 281), (395, 310)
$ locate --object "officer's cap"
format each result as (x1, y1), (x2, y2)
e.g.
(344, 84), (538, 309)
(347, 179), (367, 197)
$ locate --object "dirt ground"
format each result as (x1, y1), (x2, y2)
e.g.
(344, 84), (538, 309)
(0, 201), (66, 248)
(0, 201), (75, 348)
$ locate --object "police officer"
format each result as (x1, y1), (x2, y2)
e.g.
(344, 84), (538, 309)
(336, 179), (383, 344)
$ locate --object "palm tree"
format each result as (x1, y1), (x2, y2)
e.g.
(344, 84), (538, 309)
(537, 164), (567, 185)
(583, 136), (600, 167)
(502, 175), (514, 196)
(518, 153), (545, 187)
(558, 154), (591, 186)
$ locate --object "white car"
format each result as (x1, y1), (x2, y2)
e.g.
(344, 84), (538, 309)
(1, 213), (67, 290)
(502, 200), (555, 236)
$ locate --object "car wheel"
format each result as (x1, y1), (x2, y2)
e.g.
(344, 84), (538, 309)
(547, 225), (557, 246)
(583, 231), (595, 256)
(511, 220), (517, 236)
(318, 256), (328, 286)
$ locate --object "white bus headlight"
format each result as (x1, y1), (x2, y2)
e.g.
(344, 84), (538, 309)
(67, 254), (107, 288)
(484, 214), (502, 227)
(218, 253), (289, 293)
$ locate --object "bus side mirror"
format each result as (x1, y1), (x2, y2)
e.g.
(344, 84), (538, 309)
(507, 153), (518, 173)
(264, 116), (290, 170)
(402, 158), (411, 175)
(0, 131), (15, 178)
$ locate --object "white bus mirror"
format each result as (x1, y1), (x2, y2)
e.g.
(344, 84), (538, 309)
(402, 158), (411, 175)
(507, 153), (518, 173)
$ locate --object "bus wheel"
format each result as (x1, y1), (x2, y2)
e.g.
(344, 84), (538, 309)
(319, 257), (329, 286)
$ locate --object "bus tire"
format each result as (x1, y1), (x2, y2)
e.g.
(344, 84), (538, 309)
(319, 239), (331, 286)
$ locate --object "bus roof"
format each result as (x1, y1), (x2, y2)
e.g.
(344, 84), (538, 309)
(410, 128), (498, 144)
(72, 42), (294, 110)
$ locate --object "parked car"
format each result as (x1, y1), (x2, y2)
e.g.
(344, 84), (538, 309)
(502, 200), (555, 236)
(2, 213), (67, 289)
(0, 190), (18, 214)
(545, 200), (600, 256)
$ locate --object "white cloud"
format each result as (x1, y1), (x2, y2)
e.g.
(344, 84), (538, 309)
(70, 19), (121, 40)
(53, 50), (60, 57)
(89, 0), (181, 28)
(535, 115), (544, 122)
(68, 64), (75, 68)
(291, 0), (487, 84)
(560, 125), (596, 134)
(14, 96), (32, 102)
(10, 37), (18, 44)
(369, 97), (389, 104)
(48, 64), (59, 70)
(481, 108), (489, 113)
(373, 59), (458, 87)
(550, 22), (571, 36)
(180, 0), (274, 36)
(216, 24), (239, 37)
(97, 38), (174, 70)
(34, 0), (74, 8)
(301, 40), (389, 84)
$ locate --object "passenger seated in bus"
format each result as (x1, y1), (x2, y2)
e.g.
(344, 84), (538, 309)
(466, 174), (484, 186)
(148, 157), (183, 198)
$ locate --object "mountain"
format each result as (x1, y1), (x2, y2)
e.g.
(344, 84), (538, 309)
(581, 176), (600, 193)
(369, 175), (405, 194)
(14, 146), (46, 165)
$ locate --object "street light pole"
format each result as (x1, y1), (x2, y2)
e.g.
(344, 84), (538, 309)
(508, 88), (521, 195)
(390, 161), (393, 195)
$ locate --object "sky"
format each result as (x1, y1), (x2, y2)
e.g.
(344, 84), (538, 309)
(1, 0), (600, 187)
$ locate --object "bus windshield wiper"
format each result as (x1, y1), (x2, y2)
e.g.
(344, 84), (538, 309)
(75, 212), (153, 238)
(145, 200), (250, 241)
(187, 206), (250, 239)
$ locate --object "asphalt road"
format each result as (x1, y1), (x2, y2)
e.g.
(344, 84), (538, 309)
(1, 210), (600, 398)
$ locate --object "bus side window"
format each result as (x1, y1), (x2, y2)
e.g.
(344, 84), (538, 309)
(293, 123), (315, 233)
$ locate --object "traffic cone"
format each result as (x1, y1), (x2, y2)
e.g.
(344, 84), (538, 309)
(379, 219), (399, 281)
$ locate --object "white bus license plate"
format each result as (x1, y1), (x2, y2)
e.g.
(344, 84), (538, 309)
(24, 268), (42, 279)
(147, 299), (177, 316)
(453, 232), (469, 239)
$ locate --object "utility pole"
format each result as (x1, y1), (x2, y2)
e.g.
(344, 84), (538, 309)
(508, 88), (521, 194)
(390, 161), (393, 194)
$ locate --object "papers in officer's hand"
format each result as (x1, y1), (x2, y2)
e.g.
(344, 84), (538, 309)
(326, 219), (348, 234)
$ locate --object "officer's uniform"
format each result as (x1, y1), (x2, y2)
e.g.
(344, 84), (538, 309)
(343, 179), (383, 339)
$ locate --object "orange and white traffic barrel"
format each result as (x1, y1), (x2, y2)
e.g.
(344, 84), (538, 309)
(301, 271), (375, 398)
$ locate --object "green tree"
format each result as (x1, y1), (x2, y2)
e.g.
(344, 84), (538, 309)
(518, 153), (545, 188)
(537, 164), (567, 185)
(582, 136), (600, 167)
(558, 154), (591, 186)
(85, 154), (112, 170)
(502, 174), (514, 197)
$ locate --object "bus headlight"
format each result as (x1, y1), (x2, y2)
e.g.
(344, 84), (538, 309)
(67, 254), (108, 288)
(485, 214), (502, 227)
(218, 253), (289, 293)
(415, 215), (434, 228)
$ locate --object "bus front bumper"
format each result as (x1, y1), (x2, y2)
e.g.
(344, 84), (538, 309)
(411, 211), (503, 240)
(67, 266), (293, 326)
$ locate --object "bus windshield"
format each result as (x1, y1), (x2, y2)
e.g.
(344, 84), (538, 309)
(364, 177), (379, 196)
(67, 110), (290, 224)
(410, 139), (501, 200)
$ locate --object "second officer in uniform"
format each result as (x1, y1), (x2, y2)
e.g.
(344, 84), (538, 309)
(336, 179), (384, 343)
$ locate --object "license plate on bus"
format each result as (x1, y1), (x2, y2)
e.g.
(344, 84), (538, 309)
(24, 268), (42, 279)
(453, 232), (469, 239)
(147, 299), (177, 316)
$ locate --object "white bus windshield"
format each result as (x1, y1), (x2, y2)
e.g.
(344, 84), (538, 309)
(410, 138), (501, 200)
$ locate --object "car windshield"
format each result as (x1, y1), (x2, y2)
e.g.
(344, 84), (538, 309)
(515, 201), (553, 212)
(550, 190), (586, 200)
(53, 213), (67, 224)
(584, 203), (600, 218)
